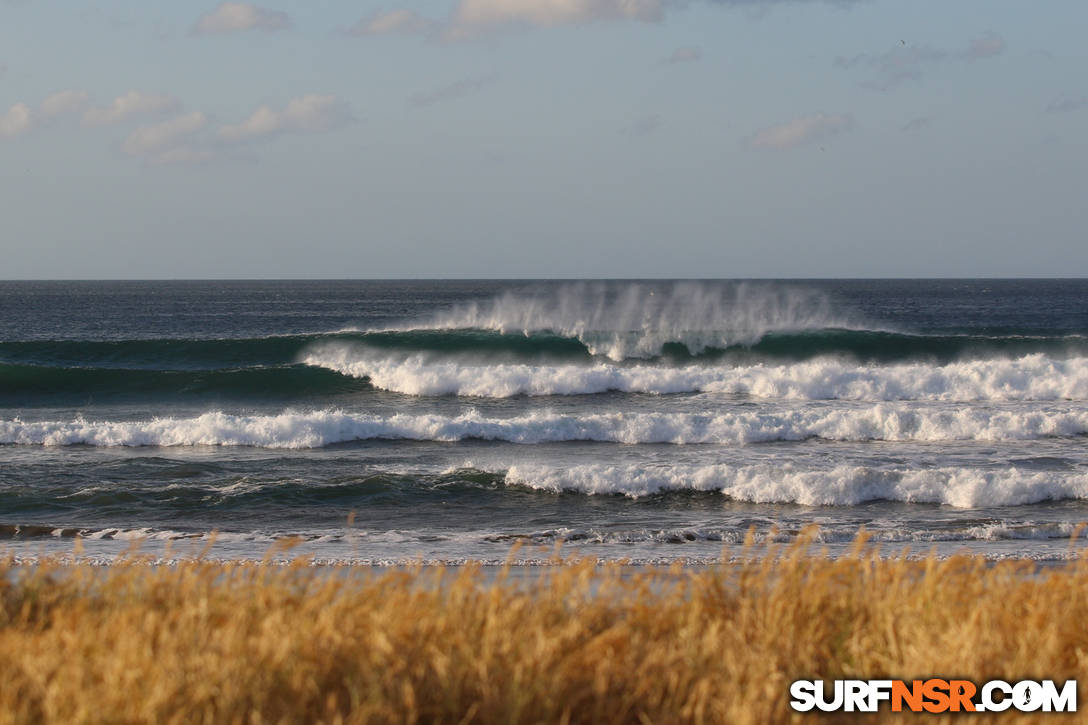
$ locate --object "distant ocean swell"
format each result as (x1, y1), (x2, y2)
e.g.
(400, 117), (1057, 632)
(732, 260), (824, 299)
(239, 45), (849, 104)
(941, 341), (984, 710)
(2, 406), (1088, 447)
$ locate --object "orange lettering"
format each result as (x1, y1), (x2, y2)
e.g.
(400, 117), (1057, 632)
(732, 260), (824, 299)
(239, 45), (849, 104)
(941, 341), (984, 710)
(949, 680), (977, 712)
(923, 679), (951, 713)
(892, 680), (924, 712)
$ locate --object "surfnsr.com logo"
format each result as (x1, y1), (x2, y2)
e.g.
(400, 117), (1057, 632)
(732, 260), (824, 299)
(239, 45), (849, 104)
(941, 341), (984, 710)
(790, 679), (1076, 713)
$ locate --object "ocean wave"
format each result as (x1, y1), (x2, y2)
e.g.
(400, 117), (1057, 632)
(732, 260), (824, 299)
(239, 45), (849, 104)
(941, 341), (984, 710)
(384, 280), (860, 360)
(0, 330), (588, 371)
(304, 350), (1088, 401)
(0, 362), (368, 401)
(7, 344), (1086, 404)
(504, 463), (1088, 507)
(0, 335), (316, 370)
(4, 327), (1086, 382)
(2, 406), (1087, 448)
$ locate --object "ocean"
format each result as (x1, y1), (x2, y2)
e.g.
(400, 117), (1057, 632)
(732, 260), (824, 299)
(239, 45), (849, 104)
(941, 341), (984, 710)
(1, 279), (1086, 565)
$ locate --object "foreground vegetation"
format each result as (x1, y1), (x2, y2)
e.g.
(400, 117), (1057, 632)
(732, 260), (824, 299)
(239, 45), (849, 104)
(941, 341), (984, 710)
(3, 534), (1088, 724)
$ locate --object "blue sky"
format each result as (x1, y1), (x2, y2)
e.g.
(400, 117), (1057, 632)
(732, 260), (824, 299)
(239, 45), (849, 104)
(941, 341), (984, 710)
(1, 0), (1086, 278)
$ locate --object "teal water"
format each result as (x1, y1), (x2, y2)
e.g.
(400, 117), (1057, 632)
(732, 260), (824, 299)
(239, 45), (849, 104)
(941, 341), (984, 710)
(2, 279), (1087, 564)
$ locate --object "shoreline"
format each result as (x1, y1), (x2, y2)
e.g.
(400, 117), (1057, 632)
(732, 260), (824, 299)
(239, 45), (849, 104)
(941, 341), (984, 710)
(8, 538), (1086, 571)
(8, 533), (1088, 569)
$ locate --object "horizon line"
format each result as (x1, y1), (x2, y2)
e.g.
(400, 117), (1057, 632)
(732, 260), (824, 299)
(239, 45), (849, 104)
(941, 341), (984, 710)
(3, 276), (1088, 283)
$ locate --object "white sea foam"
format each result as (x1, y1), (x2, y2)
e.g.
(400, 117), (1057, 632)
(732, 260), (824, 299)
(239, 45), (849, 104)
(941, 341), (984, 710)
(2, 405), (1087, 448)
(383, 281), (857, 360)
(7, 522), (1085, 547)
(482, 522), (1088, 544)
(304, 348), (1088, 401)
(504, 463), (1088, 507)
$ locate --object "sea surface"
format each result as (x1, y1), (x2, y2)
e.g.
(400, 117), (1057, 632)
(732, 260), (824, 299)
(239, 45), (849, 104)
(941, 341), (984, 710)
(2, 279), (1087, 564)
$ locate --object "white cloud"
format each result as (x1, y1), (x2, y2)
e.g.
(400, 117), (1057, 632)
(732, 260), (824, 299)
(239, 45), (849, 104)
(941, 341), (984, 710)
(349, 9), (439, 37)
(447, 0), (664, 37)
(192, 2), (290, 34)
(0, 102), (33, 138)
(706, 0), (867, 7)
(750, 112), (853, 149)
(82, 91), (183, 126)
(219, 94), (351, 141)
(39, 90), (90, 119)
(358, 0), (865, 40)
(121, 112), (208, 158)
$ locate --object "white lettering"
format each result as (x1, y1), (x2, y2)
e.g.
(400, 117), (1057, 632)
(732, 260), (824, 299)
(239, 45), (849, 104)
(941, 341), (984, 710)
(789, 681), (816, 712)
(981, 681), (1013, 712)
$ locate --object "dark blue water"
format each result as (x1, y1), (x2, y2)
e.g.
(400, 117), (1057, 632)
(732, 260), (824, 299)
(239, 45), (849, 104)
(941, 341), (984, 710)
(1, 280), (1087, 564)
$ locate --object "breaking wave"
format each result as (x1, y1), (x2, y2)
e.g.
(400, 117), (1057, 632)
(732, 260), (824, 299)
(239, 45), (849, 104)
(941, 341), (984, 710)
(386, 281), (860, 360)
(6, 461), (1088, 514)
(504, 463), (1088, 507)
(2, 406), (1087, 448)
(304, 350), (1088, 401)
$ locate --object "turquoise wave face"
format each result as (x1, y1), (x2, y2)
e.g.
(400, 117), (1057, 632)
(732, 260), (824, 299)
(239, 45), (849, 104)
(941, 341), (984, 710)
(0, 362), (370, 403)
(4, 327), (1088, 406)
(0, 330), (593, 370)
(3, 327), (1087, 368)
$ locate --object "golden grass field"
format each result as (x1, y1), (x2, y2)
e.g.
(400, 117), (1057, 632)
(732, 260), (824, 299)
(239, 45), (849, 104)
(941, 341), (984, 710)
(3, 532), (1088, 724)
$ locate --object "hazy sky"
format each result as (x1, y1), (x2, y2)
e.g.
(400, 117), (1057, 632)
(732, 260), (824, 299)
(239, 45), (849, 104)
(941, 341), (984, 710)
(2, 0), (1086, 278)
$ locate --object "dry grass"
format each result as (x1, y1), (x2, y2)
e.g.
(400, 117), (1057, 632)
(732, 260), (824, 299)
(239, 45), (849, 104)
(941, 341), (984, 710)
(3, 533), (1088, 724)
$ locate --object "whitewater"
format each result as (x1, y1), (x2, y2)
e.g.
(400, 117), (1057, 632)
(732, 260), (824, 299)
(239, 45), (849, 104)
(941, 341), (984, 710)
(303, 348), (1088, 400)
(396, 280), (860, 360)
(3, 405), (1088, 447)
(2, 279), (1088, 564)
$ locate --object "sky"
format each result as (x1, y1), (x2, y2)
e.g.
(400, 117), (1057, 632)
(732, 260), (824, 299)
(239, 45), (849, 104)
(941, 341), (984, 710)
(1, 0), (1086, 279)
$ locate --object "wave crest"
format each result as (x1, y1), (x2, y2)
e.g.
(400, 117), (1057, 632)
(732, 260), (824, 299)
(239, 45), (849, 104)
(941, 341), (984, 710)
(505, 463), (1088, 507)
(395, 281), (856, 360)
(2, 406), (1087, 448)
(304, 350), (1088, 401)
